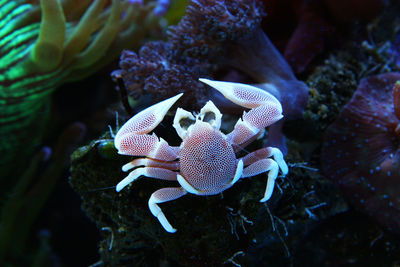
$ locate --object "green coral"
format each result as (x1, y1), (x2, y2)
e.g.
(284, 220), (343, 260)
(0, 0), (162, 179)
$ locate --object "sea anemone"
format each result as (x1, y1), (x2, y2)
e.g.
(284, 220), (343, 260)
(321, 72), (400, 234)
(0, 0), (165, 179)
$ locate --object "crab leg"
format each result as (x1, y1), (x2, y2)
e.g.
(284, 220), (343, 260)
(241, 147), (288, 175)
(122, 158), (179, 172)
(241, 159), (280, 203)
(116, 167), (177, 192)
(114, 93), (183, 161)
(239, 147), (288, 202)
(148, 187), (187, 233)
(199, 78), (283, 147)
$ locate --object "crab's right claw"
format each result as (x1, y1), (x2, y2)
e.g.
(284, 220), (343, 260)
(114, 94), (182, 161)
(114, 93), (183, 150)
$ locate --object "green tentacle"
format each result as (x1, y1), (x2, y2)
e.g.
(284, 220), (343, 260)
(0, 0), (168, 180)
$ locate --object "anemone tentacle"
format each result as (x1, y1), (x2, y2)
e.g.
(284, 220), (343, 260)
(0, 0), (169, 179)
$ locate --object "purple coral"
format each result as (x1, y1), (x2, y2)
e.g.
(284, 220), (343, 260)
(112, 42), (210, 109)
(114, 0), (308, 152)
(168, 0), (308, 120)
(113, 0), (266, 110)
(321, 72), (400, 234)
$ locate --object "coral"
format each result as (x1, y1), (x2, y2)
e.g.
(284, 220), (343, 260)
(113, 0), (266, 110)
(0, 0), (166, 180)
(167, 0), (264, 59)
(321, 72), (400, 234)
(114, 0), (308, 152)
(113, 42), (210, 109)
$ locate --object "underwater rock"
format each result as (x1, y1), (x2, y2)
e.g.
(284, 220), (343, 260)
(70, 130), (343, 266)
(321, 72), (400, 234)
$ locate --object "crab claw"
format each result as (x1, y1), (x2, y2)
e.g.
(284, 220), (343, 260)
(199, 78), (282, 111)
(199, 78), (283, 147)
(114, 93), (183, 159)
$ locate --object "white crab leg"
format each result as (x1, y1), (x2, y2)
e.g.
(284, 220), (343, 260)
(239, 147), (288, 202)
(116, 167), (177, 192)
(148, 187), (187, 233)
(177, 174), (201, 195)
(241, 147), (288, 175)
(199, 78), (283, 147)
(114, 93), (182, 161)
(229, 159), (244, 186)
(122, 158), (179, 172)
(241, 159), (280, 202)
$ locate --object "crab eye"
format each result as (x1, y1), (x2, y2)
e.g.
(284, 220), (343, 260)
(178, 116), (196, 131)
(173, 108), (196, 139)
(198, 101), (222, 130)
(202, 111), (216, 125)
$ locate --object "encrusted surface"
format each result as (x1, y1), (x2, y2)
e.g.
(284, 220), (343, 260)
(70, 133), (341, 266)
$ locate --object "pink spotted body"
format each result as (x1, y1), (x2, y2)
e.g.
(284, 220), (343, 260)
(114, 78), (288, 233)
(179, 121), (237, 194)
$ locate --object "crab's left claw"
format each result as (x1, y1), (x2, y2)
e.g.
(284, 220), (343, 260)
(199, 78), (282, 111)
(199, 78), (283, 147)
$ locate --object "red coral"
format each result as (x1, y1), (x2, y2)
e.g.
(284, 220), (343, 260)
(321, 72), (400, 234)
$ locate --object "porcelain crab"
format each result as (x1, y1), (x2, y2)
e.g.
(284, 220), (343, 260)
(114, 78), (288, 233)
